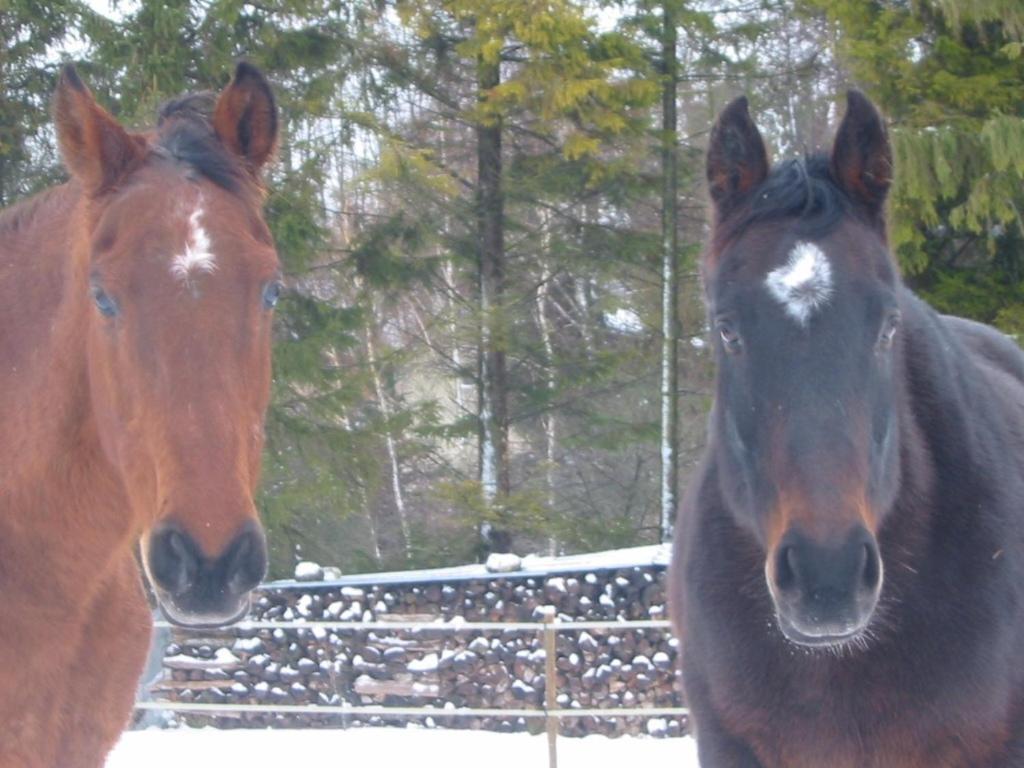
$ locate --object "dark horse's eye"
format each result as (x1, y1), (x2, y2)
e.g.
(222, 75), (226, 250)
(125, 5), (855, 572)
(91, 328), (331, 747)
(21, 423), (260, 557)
(262, 280), (283, 310)
(90, 284), (119, 318)
(878, 311), (901, 350)
(718, 321), (743, 354)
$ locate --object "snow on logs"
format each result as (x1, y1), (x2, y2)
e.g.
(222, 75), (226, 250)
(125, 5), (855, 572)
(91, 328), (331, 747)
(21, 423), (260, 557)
(150, 562), (685, 738)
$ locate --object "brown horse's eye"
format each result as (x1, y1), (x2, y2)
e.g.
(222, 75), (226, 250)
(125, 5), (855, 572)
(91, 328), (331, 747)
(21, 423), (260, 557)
(718, 321), (742, 354)
(262, 280), (283, 310)
(90, 283), (119, 318)
(879, 312), (901, 350)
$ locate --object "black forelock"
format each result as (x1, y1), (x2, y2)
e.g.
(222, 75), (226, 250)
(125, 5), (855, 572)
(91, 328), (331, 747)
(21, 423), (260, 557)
(153, 93), (246, 193)
(726, 154), (851, 239)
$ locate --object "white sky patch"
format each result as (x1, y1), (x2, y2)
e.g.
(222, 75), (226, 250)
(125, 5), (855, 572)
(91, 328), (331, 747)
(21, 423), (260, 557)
(604, 307), (644, 334)
(171, 204), (217, 284)
(765, 241), (834, 326)
(85, 0), (134, 19)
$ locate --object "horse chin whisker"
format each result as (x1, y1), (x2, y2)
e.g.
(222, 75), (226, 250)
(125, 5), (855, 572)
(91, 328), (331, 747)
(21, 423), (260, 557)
(773, 598), (899, 660)
(776, 624), (878, 660)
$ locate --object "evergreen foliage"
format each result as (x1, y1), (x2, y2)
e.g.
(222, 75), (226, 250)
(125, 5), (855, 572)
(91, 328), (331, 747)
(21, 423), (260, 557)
(810, 0), (1024, 333)
(0, 0), (102, 203)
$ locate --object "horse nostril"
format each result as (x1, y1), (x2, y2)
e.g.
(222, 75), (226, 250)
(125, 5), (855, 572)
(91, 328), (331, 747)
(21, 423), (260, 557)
(149, 527), (199, 596)
(223, 526), (267, 596)
(861, 540), (882, 592)
(774, 545), (799, 593)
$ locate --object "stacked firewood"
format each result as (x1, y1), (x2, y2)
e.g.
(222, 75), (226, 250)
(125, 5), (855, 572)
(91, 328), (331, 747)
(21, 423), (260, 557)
(152, 565), (687, 738)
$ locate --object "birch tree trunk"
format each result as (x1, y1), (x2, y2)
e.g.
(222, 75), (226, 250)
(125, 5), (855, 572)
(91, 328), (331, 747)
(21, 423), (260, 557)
(538, 286), (558, 555)
(341, 413), (383, 564)
(439, 127), (466, 416)
(364, 296), (412, 560)
(536, 237), (558, 555)
(444, 259), (467, 413)
(477, 51), (511, 552)
(659, 3), (680, 543)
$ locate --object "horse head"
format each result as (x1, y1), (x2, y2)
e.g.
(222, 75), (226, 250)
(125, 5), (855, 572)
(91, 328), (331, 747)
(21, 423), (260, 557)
(53, 63), (280, 626)
(703, 92), (900, 647)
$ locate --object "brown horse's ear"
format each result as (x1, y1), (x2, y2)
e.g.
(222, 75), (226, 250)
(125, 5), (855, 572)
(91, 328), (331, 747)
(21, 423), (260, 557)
(831, 90), (892, 218)
(53, 65), (144, 194)
(213, 62), (278, 174)
(707, 95), (770, 220)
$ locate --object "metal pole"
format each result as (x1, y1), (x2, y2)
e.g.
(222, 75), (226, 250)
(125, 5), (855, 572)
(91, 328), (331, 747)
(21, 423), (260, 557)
(541, 606), (558, 768)
(134, 702), (689, 719)
(152, 618), (673, 632)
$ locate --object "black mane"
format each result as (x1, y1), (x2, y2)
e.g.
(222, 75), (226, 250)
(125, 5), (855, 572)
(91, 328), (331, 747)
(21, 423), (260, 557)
(153, 93), (246, 193)
(729, 154), (850, 238)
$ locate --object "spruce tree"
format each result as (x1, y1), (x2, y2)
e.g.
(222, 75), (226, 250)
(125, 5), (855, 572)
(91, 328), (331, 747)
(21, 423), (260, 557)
(809, 0), (1024, 336)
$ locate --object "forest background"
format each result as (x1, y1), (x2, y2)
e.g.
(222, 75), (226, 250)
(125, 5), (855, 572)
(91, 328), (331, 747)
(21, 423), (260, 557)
(2, 0), (1022, 577)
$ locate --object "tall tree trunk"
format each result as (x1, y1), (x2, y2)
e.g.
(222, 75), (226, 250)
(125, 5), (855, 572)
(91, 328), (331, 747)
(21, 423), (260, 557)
(537, 259), (559, 556)
(659, 3), (680, 543)
(574, 202), (597, 359)
(444, 259), (467, 413)
(342, 413), (383, 565)
(536, 209), (559, 555)
(477, 52), (511, 553)
(438, 131), (467, 416)
(364, 296), (412, 560)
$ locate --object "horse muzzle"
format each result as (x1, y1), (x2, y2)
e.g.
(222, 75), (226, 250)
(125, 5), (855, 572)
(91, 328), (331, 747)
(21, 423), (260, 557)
(145, 519), (267, 627)
(766, 525), (882, 647)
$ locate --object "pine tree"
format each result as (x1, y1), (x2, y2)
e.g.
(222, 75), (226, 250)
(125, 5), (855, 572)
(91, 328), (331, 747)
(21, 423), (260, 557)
(0, 0), (100, 204)
(808, 0), (1024, 337)
(359, 0), (661, 557)
(658, 1), (680, 544)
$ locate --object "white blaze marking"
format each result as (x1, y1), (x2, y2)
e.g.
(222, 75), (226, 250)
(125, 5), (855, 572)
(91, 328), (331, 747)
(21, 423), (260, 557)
(765, 241), (833, 325)
(171, 203), (217, 283)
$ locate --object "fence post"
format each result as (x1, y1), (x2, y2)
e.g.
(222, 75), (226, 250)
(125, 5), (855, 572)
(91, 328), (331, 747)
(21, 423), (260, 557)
(541, 605), (558, 768)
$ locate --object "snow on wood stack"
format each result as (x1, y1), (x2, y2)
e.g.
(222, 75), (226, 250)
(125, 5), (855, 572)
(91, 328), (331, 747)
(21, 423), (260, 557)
(145, 545), (686, 738)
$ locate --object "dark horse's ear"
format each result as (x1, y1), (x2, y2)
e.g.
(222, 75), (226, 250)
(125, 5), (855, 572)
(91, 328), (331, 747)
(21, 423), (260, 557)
(53, 65), (145, 194)
(213, 62), (278, 174)
(707, 96), (770, 220)
(831, 90), (892, 219)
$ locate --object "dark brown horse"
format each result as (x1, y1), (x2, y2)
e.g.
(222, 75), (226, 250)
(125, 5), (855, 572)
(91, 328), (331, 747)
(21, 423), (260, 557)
(0, 63), (281, 766)
(671, 91), (1024, 767)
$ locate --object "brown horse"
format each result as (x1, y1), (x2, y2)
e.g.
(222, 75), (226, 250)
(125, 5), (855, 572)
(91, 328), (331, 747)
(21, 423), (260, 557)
(671, 91), (1024, 766)
(0, 63), (281, 766)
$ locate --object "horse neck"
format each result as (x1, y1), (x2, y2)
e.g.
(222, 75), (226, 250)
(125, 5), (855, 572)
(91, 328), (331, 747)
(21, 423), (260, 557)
(0, 183), (122, 516)
(898, 289), (975, 443)
(888, 288), (964, 527)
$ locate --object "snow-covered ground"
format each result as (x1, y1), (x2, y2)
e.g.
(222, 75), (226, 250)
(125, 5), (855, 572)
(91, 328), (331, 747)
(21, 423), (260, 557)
(108, 728), (699, 767)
